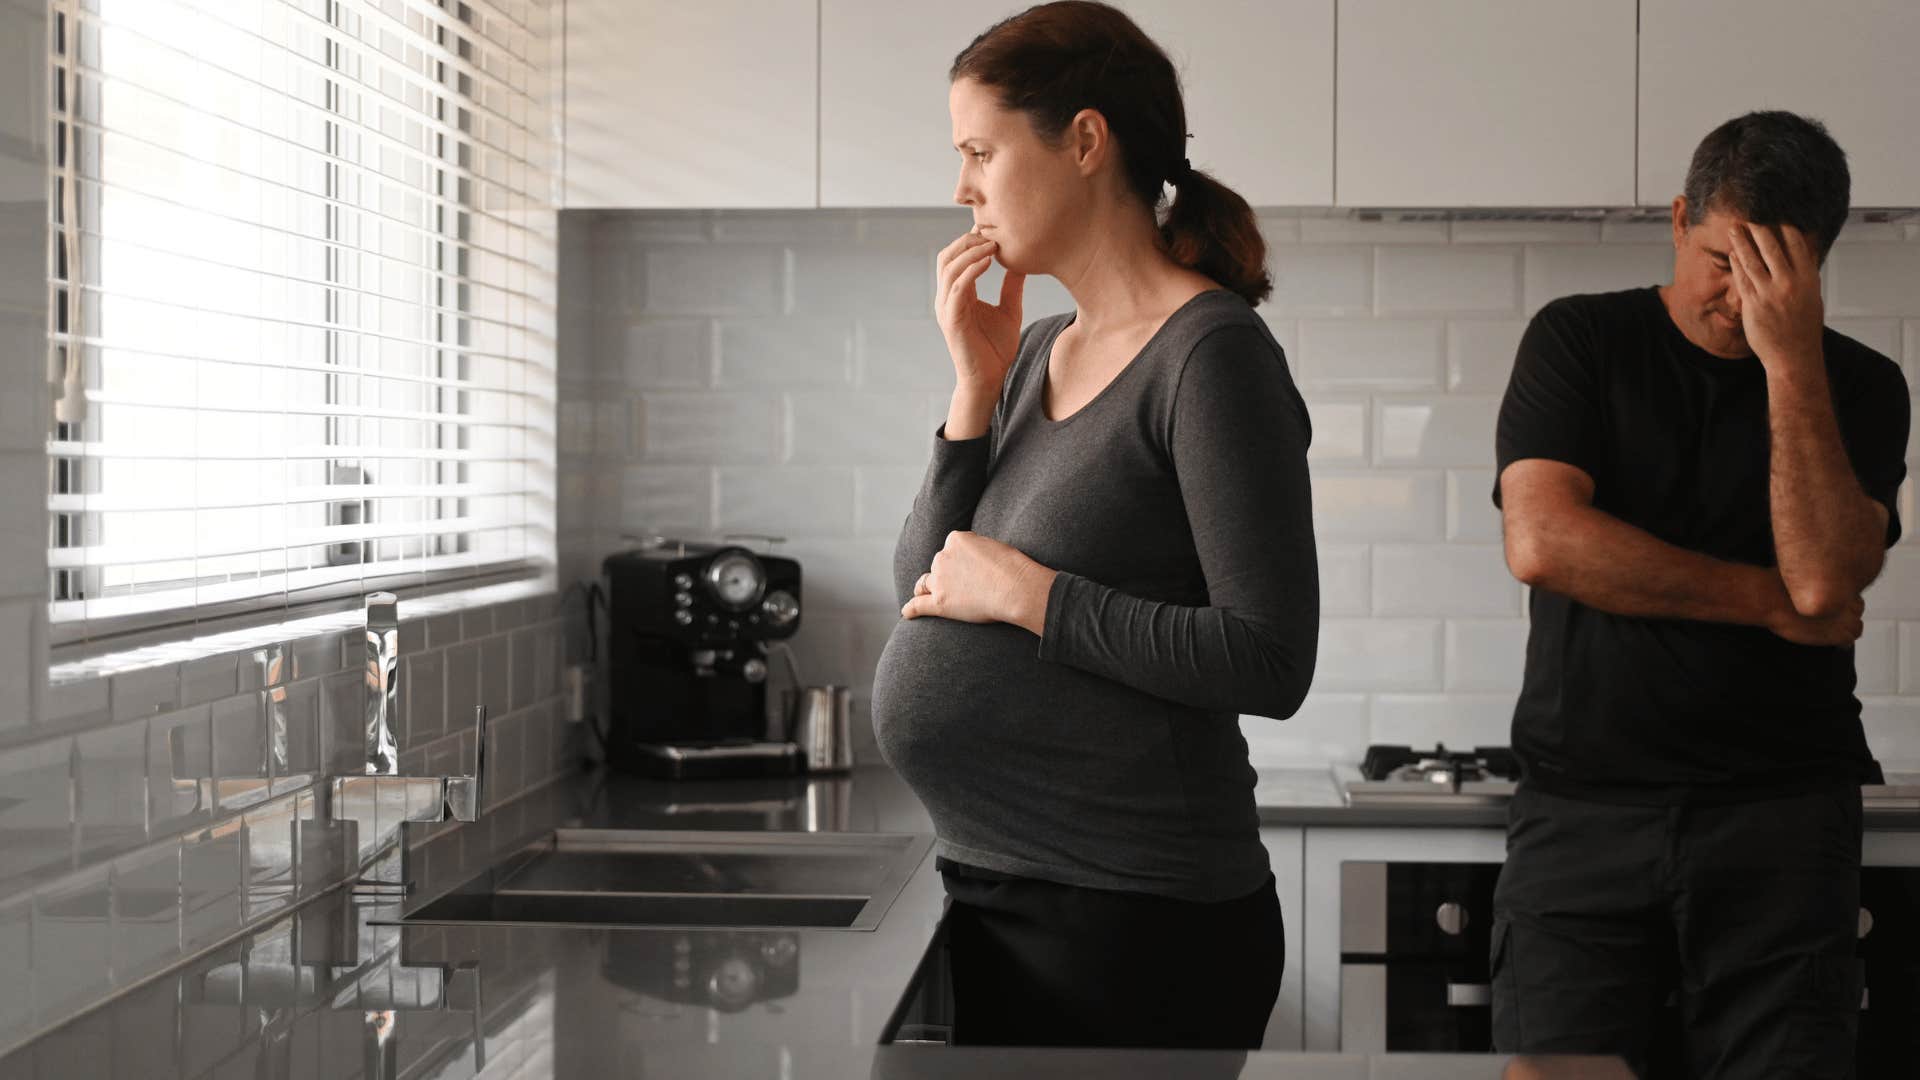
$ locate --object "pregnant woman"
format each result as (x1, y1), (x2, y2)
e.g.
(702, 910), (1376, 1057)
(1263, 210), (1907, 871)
(870, 1), (1319, 1052)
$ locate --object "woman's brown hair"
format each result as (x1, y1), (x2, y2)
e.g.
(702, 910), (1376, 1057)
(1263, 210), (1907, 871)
(950, 1), (1272, 307)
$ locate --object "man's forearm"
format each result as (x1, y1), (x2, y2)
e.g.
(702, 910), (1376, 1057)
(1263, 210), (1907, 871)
(1517, 502), (1780, 626)
(1767, 362), (1884, 612)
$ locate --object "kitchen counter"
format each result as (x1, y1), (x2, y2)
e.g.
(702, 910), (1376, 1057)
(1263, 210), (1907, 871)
(0, 765), (1628, 1079)
(1255, 766), (1920, 830)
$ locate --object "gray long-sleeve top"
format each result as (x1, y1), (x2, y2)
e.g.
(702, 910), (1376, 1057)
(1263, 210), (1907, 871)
(870, 288), (1319, 902)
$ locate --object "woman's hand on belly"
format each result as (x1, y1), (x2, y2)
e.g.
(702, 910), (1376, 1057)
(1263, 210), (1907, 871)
(901, 530), (1058, 636)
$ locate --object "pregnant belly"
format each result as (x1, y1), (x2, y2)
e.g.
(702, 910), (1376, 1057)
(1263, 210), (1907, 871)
(869, 615), (1177, 797)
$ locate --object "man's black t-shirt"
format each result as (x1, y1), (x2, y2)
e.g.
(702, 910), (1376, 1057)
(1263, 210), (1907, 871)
(1492, 285), (1910, 804)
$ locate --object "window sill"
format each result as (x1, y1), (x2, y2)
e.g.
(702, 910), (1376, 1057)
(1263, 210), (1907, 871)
(47, 573), (562, 702)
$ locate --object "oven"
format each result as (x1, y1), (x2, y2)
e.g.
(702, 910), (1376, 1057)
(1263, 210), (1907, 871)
(1338, 860), (1501, 1052)
(1338, 859), (1920, 1071)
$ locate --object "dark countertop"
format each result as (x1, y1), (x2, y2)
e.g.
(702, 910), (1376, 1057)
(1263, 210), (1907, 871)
(0, 764), (1628, 1079)
(1253, 766), (1920, 830)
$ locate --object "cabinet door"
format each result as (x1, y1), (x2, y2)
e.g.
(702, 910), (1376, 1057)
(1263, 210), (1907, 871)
(564, 0), (817, 208)
(1335, 0), (1636, 207)
(820, 1), (1332, 208)
(1639, 0), (1920, 208)
(1261, 826), (1307, 1051)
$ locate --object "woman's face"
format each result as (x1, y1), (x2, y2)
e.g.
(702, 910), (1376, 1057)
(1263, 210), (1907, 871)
(948, 76), (1086, 276)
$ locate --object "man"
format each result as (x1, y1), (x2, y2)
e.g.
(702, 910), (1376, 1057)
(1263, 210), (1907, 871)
(1489, 110), (1910, 1079)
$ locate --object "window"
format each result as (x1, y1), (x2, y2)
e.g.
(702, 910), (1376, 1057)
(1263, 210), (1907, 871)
(46, 0), (558, 647)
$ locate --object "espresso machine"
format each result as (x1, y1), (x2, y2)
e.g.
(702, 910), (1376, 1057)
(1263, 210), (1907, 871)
(601, 539), (804, 778)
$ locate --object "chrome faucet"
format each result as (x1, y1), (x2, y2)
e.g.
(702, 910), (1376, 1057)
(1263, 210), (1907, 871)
(332, 592), (487, 894)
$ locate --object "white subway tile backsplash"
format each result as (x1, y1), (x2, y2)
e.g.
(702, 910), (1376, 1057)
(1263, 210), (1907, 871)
(1314, 619), (1443, 691)
(856, 320), (953, 390)
(1371, 693), (1516, 748)
(589, 212), (1920, 787)
(785, 392), (929, 466)
(0, 309), (41, 455)
(1240, 693), (1370, 766)
(1375, 396), (1501, 468)
(1448, 469), (1503, 542)
(1375, 247), (1520, 315)
(480, 636), (509, 725)
(179, 824), (241, 954)
(1444, 618), (1529, 691)
(1865, 549), (1920, 618)
(1861, 699), (1920, 767)
(1317, 543), (1371, 617)
(792, 251), (929, 317)
(1296, 320), (1443, 390)
(1830, 243), (1920, 317)
(1373, 545), (1520, 617)
(714, 211), (859, 245)
(1311, 471), (1446, 540)
(42, 677), (107, 733)
(175, 655), (239, 714)
(0, 453), (41, 597)
(853, 466), (925, 538)
(147, 706), (210, 841)
(0, 896), (26, 1046)
(1446, 320), (1524, 393)
(779, 539), (900, 612)
(75, 721), (147, 865)
(1855, 620), (1896, 695)
(717, 468), (855, 536)
(1601, 220), (1672, 245)
(0, 600), (31, 734)
(1449, 220), (1600, 245)
(1266, 247), (1371, 317)
(1522, 245), (1671, 313)
(111, 840), (181, 986)
(640, 393), (780, 463)
(619, 318), (713, 388)
(1897, 622), (1920, 695)
(618, 466), (713, 536)
(1829, 318), (1902, 364)
(31, 865), (111, 1026)
(1298, 217), (1448, 245)
(641, 246), (785, 316)
(0, 738), (72, 892)
(1303, 399), (1367, 465)
(717, 319), (854, 387)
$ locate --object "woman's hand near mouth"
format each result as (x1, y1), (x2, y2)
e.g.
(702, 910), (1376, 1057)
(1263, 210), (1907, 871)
(934, 228), (1026, 437)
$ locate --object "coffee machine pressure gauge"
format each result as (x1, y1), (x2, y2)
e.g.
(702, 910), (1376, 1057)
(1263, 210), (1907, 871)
(705, 550), (767, 611)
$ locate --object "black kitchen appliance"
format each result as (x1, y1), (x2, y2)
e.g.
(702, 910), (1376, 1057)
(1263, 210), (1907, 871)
(601, 540), (803, 779)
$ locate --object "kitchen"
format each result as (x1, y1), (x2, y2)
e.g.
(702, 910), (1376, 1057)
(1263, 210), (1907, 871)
(1, 0), (1918, 1076)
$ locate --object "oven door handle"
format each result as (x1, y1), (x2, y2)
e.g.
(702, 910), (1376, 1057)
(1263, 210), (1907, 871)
(1446, 982), (1492, 1007)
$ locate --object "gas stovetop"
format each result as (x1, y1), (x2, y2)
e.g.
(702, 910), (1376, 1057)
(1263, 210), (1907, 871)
(1338, 744), (1920, 812)
(1343, 743), (1521, 808)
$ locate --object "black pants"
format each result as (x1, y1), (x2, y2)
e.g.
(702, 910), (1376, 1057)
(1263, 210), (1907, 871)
(936, 858), (1285, 1050)
(1491, 783), (1864, 1079)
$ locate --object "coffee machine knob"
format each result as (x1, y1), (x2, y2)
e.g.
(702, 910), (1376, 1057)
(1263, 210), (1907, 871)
(761, 589), (800, 628)
(673, 610), (693, 626)
(742, 658), (767, 683)
(673, 573), (693, 590)
(674, 591), (692, 607)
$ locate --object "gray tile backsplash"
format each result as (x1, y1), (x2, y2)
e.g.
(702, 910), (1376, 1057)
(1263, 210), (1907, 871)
(563, 207), (1920, 772)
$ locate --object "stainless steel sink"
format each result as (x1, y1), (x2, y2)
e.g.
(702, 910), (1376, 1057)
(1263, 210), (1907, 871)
(394, 829), (933, 932)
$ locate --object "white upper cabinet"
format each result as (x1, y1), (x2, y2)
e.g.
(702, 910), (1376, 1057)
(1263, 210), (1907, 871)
(564, 0), (818, 208)
(819, 0), (1333, 208)
(1335, 0), (1636, 207)
(1639, 0), (1920, 208)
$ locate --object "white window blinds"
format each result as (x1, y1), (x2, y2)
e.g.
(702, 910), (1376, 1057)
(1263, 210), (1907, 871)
(46, 0), (559, 646)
